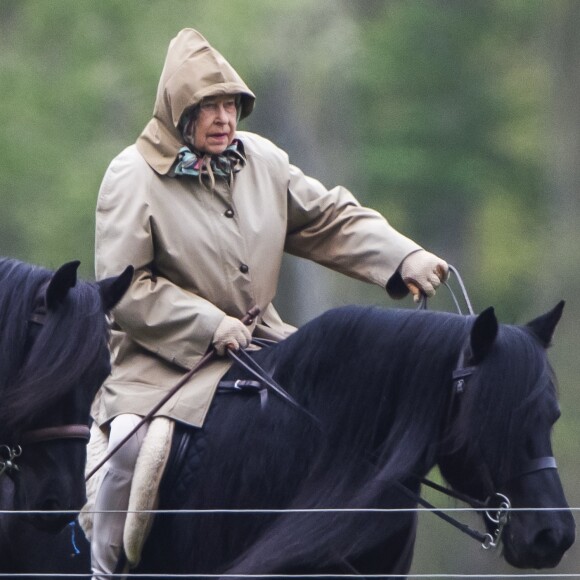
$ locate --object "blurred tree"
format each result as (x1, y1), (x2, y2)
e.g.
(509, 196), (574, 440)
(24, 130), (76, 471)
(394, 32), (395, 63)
(344, 0), (549, 319)
(0, 0), (280, 277)
(537, 6), (580, 579)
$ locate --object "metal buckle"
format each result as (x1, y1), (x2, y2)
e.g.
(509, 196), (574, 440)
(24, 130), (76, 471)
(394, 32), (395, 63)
(0, 444), (22, 477)
(482, 492), (511, 549)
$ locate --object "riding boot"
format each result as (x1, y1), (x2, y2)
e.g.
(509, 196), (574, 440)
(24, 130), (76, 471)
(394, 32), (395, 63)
(91, 414), (148, 580)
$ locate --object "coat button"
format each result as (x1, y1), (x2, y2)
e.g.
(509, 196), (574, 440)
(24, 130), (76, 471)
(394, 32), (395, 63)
(239, 264), (249, 273)
(224, 208), (234, 218)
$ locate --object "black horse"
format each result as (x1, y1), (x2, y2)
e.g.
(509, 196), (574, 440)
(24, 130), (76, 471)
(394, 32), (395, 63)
(134, 303), (575, 577)
(0, 258), (132, 572)
(3, 302), (576, 578)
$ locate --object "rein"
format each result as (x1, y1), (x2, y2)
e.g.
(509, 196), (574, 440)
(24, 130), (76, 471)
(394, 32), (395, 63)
(396, 480), (511, 549)
(226, 348), (322, 427)
(219, 267), (516, 549)
(417, 264), (475, 316)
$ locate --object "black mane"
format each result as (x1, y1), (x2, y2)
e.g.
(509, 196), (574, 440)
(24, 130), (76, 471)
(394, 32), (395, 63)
(267, 306), (556, 485)
(267, 306), (470, 479)
(0, 258), (111, 438)
(209, 306), (473, 573)
(215, 305), (557, 574)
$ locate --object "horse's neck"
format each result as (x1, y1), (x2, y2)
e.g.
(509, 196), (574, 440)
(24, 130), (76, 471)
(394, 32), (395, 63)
(370, 338), (461, 481)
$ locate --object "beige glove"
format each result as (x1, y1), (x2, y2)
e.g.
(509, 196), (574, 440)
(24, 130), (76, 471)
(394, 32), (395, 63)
(212, 315), (252, 355)
(400, 250), (449, 303)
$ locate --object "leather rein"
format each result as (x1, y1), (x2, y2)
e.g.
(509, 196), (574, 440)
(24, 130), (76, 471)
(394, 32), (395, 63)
(0, 298), (91, 479)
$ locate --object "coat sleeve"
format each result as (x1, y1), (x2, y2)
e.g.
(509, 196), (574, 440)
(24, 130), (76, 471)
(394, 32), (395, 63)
(94, 148), (225, 370)
(284, 164), (422, 294)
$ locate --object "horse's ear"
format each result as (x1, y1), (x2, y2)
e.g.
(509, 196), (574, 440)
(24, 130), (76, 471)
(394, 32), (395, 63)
(46, 260), (80, 310)
(526, 300), (565, 347)
(470, 307), (498, 363)
(97, 265), (134, 312)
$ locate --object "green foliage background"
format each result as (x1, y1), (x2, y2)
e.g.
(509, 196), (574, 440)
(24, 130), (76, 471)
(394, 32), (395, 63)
(1, 0), (580, 575)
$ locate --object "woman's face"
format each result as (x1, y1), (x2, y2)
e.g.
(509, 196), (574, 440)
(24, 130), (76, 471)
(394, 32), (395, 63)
(187, 95), (238, 154)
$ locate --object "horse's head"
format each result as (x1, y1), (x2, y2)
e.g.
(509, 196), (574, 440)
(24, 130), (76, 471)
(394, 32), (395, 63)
(0, 259), (132, 531)
(437, 302), (575, 569)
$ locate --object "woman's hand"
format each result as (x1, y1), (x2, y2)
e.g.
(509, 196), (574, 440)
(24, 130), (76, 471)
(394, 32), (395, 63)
(400, 250), (449, 303)
(212, 315), (252, 355)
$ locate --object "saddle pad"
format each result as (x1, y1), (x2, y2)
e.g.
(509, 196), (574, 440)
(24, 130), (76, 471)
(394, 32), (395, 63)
(124, 417), (174, 566)
(79, 416), (174, 568)
(158, 421), (208, 508)
(79, 420), (108, 541)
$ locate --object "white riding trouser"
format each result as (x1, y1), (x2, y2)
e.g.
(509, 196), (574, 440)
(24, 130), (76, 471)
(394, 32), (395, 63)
(91, 414), (149, 580)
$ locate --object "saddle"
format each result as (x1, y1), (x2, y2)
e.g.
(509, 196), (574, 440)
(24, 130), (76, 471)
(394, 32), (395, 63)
(79, 378), (265, 568)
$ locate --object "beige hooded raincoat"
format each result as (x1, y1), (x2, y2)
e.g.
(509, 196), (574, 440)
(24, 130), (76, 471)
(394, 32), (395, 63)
(94, 28), (421, 428)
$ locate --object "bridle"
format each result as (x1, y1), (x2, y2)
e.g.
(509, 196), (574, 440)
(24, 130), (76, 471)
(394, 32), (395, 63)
(0, 287), (92, 479)
(19, 425), (90, 446)
(412, 350), (558, 550)
(0, 427), (91, 480)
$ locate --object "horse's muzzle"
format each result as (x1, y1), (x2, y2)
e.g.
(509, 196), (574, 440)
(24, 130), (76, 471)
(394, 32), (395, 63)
(27, 509), (78, 533)
(503, 514), (576, 569)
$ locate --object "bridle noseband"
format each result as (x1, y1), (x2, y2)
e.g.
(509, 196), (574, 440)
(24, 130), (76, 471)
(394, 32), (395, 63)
(20, 425), (91, 446)
(0, 427), (91, 479)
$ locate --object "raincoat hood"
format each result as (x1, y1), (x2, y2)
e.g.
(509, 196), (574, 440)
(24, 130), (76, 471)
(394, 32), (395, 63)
(136, 28), (255, 175)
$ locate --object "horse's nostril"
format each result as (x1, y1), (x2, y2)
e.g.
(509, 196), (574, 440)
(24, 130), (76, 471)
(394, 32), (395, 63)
(534, 526), (575, 554)
(535, 528), (556, 547)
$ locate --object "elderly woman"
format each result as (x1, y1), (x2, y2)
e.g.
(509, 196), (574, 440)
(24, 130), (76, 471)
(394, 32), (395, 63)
(91, 28), (448, 578)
